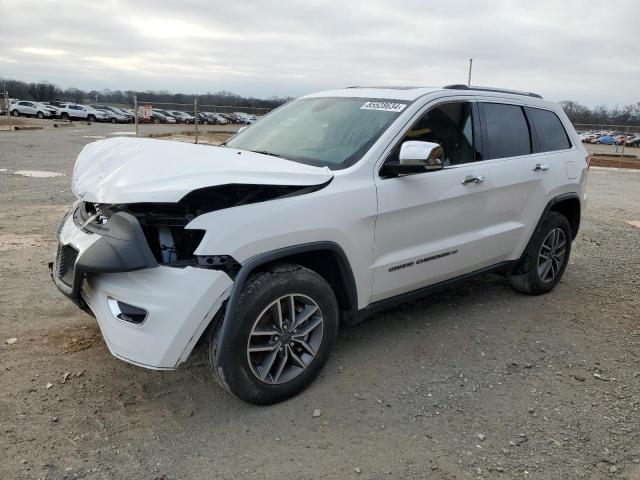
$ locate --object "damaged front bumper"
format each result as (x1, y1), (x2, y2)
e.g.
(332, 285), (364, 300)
(50, 208), (233, 369)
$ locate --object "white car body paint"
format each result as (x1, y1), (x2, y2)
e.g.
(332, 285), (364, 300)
(72, 137), (333, 204)
(52, 86), (589, 370)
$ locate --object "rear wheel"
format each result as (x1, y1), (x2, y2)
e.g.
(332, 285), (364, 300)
(207, 265), (339, 405)
(111, 117), (117, 124)
(37, 111), (44, 119)
(509, 211), (572, 295)
(87, 114), (96, 122)
(11, 110), (19, 117)
(61, 112), (69, 121)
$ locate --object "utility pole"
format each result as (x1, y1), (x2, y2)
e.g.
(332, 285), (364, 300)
(134, 95), (139, 137)
(3, 83), (11, 130)
(194, 97), (199, 144)
(468, 59), (473, 86)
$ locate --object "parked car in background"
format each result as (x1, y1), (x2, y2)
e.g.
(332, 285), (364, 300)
(218, 113), (237, 123)
(201, 112), (217, 124)
(92, 106), (129, 124)
(154, 109), (179, 121)
(150, 110), (176, 124)
(170, 111), (195, 124)
(43, 104), (61, 118)
(592, 135), (621, 145)
(96, 106), (133, 123)
(193, 112), (237, 125)
(58, 104), (108, 122)
(213, 113), (229, 125)
(233, 112), (251, 124)
(624, 135), (640, 147)
(9, 101), (55, 119)
(195, 112), (215, 124)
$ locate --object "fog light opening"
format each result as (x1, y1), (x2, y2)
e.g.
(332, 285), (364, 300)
(107, 297), (148, 325)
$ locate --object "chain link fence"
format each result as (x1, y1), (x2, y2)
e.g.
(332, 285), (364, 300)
(573, 123), (640, 135)
(131, 97), (271, 144)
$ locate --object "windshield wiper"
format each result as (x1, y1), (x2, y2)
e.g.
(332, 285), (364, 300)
(250, 150), (297, 161)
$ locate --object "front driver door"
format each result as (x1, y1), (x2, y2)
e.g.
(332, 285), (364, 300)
(372, 100), (502, 302)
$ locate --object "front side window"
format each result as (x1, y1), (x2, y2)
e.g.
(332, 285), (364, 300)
(387, 102), (479, 167)
(482, 103), (531, 159)
(226, 97), (408, 170)
(528, 107), (571, 152)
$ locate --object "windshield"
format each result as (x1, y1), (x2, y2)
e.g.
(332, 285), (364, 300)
(225, 97), (408, 169)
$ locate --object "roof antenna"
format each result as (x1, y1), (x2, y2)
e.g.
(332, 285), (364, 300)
(468, 58), (473, 86)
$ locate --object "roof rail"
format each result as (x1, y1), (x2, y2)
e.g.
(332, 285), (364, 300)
(443, 84), (543, 99)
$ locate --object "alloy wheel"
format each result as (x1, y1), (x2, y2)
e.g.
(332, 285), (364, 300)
(538, 227), (566, 283)
(247, 294), (324, 384)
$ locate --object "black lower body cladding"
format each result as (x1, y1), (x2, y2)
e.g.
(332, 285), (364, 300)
(52, 205), (159, 301)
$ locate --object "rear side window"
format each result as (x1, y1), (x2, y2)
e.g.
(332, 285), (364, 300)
(482, 103), (531, 159)
(529, 108), (571, 152)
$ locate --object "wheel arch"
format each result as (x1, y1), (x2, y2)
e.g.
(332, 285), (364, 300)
(547, 193), (581, 239)
(213, 241), (357, 367)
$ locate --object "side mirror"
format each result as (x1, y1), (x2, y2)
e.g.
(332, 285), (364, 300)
(381, 141), (445, 176)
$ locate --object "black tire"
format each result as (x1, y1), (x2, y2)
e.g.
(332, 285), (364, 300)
(153, 118), (160, 124)
(206, 265), (339, 405)
(37, 111), (44, 119)
(110, 117), (117, 124)
(61, 112), (69, 121)
(508, 211), (572, 295)
(11, 110), (19, 117)
(87, 114), (96, 123)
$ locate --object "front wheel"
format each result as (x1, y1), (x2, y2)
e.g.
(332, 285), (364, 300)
(37, 111), (44, 119)
(207, 265), (339, 405)
(87, 114), (96, 122)
(508, 211), (572, 295)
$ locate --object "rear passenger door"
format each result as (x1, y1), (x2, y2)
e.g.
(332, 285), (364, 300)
(476, 100), (562, 260)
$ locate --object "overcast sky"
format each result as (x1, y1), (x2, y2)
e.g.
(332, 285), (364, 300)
(1, 0), (639, 106)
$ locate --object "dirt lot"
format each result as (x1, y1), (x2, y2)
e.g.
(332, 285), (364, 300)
(1, 125), (640, 479)
(585, 143), (640, 159)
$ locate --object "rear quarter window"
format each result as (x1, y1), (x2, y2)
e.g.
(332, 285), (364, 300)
(529, 107), (572, 152)
(482, 103), (532, 159)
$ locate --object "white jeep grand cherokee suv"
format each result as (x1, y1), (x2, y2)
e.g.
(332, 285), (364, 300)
(51, 85), (589, 404)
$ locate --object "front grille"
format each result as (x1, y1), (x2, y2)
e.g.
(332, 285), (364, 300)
(56, 244), (78, 287)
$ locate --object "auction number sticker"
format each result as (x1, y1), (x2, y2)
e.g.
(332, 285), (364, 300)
(360, 101), (407, 112)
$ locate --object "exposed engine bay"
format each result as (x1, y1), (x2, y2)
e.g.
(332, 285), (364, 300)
(76, 183), (323, 269)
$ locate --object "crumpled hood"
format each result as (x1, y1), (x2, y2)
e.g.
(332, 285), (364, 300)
(72, 137), (333, 204)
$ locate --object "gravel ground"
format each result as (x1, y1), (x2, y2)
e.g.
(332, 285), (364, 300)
(1, 125), (639, 480)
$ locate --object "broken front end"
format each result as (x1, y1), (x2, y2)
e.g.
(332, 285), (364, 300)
(50, 183), (320, 369)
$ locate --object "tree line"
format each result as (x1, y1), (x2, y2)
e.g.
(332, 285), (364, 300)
(558, 100), (640, 127)
(1, 78), (292, 110)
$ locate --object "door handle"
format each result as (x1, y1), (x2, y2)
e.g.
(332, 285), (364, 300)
(533, 163), (549, 171)
(462, 175), (485, 185)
